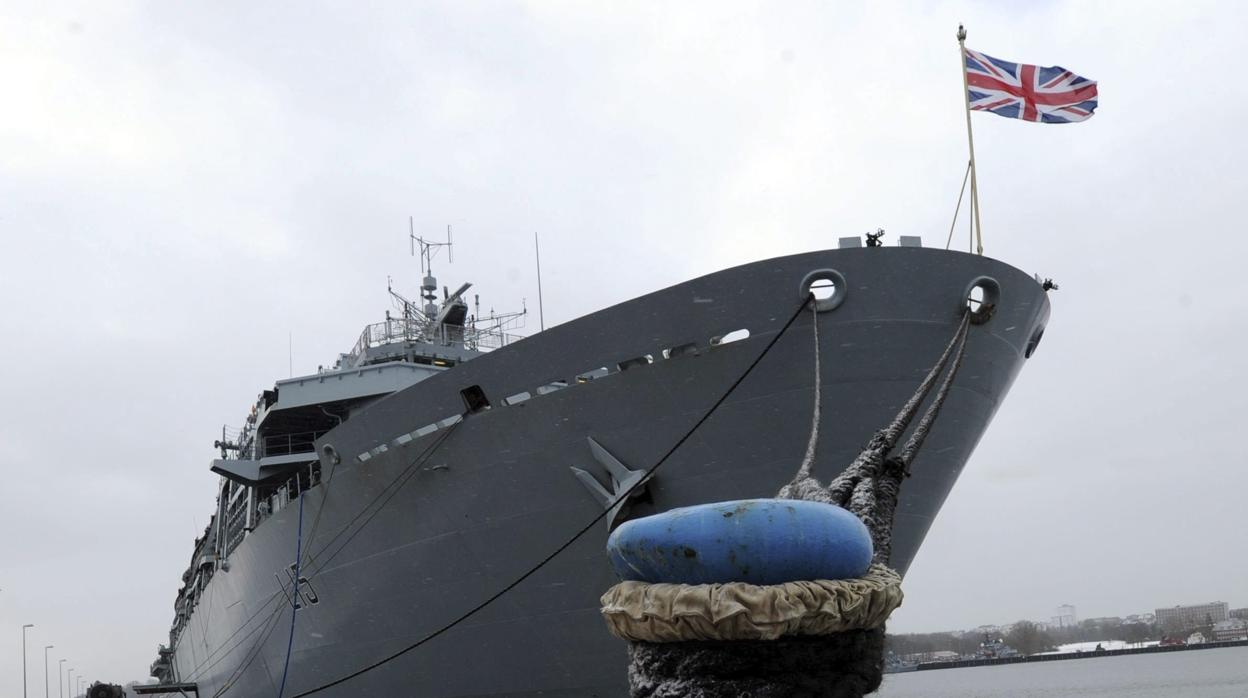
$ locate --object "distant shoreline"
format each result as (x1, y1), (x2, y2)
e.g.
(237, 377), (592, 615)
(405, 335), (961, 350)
(912, 638), (1248, 672)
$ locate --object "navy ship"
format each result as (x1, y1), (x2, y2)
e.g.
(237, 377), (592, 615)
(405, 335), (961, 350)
(146, 234), (1050, 697)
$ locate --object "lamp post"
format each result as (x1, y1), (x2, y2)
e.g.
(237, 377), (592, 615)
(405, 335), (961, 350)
(58, 659), (66, 698)
(44, 645), (54, 698)
(22, 623), (35, 698)
(77, 678), (84, 697)
(66, 670), (73, 698)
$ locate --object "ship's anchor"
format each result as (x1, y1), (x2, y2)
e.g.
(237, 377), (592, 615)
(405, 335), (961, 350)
(570, 437), (649, 531)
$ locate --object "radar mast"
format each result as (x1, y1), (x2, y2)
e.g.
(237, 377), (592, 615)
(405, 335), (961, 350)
(410, 217), (453, 317)
(374, 219), (527, 353)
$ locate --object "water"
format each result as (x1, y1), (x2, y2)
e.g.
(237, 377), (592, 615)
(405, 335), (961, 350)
(877, 646), (1248, 697)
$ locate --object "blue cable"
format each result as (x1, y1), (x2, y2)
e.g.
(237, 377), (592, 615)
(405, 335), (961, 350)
(277, 491), (305, 698)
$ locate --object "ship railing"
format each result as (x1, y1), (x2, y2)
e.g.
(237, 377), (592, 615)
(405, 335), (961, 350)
(342, 318), (424, 366)
(252, 461), (322, 532)
(223, 483), (250, 558)
(464, 327), (522, 351)
(339, 318), (524, 367)
(260, 429), (330, 458)
(220, 424), (256, 461)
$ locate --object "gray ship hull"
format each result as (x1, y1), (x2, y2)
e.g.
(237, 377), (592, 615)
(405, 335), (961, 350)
(167, 247), (1049, 697)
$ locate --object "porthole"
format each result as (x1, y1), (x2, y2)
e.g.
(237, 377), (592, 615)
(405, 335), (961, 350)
(800, 269), (847, 312)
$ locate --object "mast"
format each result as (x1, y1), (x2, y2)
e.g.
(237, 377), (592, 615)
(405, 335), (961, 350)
(535, 232), (545, 332)
(957, 24), (985, 256)
(409, 218), (455, 320)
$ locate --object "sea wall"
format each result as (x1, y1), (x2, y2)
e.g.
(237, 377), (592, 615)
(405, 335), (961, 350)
(915, 638), (1248, 671)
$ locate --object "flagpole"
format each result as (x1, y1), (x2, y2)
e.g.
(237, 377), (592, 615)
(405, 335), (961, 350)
(958, 24), (984, 256)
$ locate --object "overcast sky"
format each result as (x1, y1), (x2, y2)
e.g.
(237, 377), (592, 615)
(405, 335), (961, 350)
(3, 0), (1247, 690)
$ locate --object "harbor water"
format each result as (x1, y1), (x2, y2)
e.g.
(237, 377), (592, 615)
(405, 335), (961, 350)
(877, 645), (1248, 697)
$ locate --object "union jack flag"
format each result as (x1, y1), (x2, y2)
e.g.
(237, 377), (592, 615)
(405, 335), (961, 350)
(965, 47), (1098, 123)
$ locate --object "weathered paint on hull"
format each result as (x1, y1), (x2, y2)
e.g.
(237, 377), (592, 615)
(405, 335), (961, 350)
(169, 247), (1049, 697)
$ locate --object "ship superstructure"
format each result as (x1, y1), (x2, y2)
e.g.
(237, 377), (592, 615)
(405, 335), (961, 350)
(157, 234), (525, 676)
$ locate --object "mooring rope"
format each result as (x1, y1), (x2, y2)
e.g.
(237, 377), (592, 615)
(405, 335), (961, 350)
(869, 313), (970, 563)
(205, 422), (463, 697)
(620, 311), (976, 698)
(276, 490), (305, 698)
(286, 296), (817, 698)
(792, 301), (822, 485)
(780, 312), (971, 566)
(778, 311), (971, 565)
(608, 311), (974, 646)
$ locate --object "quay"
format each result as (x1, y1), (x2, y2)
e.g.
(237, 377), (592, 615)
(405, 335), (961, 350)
(913, 638), (1248, 671)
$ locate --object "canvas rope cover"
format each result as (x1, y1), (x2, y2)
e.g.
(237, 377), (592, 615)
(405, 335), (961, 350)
(601, 564), (902, 643)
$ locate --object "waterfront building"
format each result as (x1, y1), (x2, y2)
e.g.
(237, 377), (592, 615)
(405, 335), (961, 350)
(1211, 619), (1248, 642)
(1123, 613), (1155, 625)
(1051, 604), (1077, 629)
(1156, 602), (1229, 630)
(1231, 608), (1248, 621)
(902, 650), (960, 663)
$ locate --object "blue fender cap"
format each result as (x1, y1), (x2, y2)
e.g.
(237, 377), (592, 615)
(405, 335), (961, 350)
(607, 498), (873, 585)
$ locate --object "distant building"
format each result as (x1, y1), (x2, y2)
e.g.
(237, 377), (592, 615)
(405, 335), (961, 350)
(1187, 632), (1207, 645)
(1231, 608), (1248, 621)
(1156, 602), (1229, 630)
(1051, 604), (1077, 629)
(1211, 619), (1248, 642)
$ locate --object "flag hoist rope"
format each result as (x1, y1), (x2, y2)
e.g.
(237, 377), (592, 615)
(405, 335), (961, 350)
(958, 24), (984, 256)
(945, 160), (971, 251)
